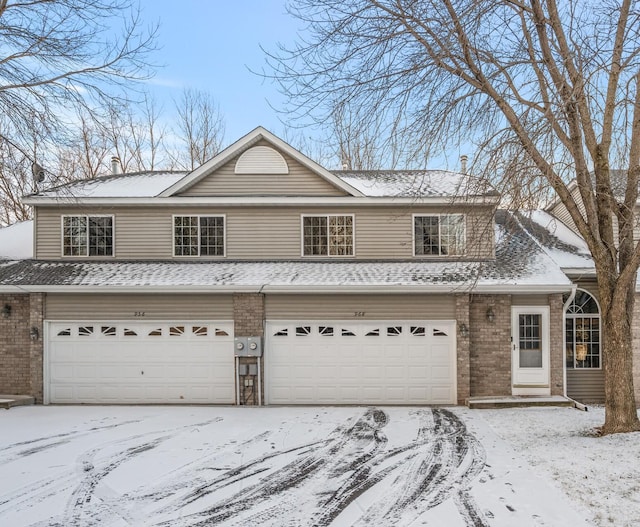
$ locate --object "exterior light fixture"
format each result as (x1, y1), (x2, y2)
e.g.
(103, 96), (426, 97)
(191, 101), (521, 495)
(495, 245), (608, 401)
(30, 327), (39, 341)
(459, 323), (469, 338)
(486, 307), (495, 323)
(1, 304), (10, 318)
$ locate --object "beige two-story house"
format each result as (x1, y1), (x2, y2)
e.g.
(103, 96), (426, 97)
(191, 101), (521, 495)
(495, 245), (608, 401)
(0, 127), (576, 406)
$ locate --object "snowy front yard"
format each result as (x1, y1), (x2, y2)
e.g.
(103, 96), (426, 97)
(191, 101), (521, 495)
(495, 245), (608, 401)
(0, 405), (629, 526)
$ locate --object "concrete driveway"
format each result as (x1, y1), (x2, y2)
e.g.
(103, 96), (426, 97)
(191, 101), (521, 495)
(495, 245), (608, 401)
(0, 406), (590, 526)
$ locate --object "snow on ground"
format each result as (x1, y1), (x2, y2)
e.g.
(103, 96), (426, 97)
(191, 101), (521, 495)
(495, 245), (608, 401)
(480, 406), (640, 527)
(0, 406), (597, 527)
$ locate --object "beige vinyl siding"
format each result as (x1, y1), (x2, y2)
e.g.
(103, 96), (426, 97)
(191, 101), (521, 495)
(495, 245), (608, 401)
(567, 370), (604, 403)
(548, 184), (584, 234)
(45, 293), (233, 320)
(179, 141), (347, 197)
(265, 294), (456, 320)
(511, 295), (551, 306)
(35, 205), (495, 260)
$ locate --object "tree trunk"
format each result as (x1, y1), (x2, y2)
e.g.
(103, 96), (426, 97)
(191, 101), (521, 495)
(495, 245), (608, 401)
(600, 285), (640, 435)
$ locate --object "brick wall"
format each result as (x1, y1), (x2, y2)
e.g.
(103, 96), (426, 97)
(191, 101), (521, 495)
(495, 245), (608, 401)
(469, 294), (512, 397)
(455, 294), (470, 404)
(233, 293), (265, 405)
(29, 293), (44, 402)
(548, 294), (564, 396)
(0, 294), (32, 396)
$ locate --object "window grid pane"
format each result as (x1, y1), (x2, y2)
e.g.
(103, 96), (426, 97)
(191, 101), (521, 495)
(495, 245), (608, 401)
(328, 215), (353, 256)
(174, 216), (199, 256)
(88, 217), (113, 256)
(303, 216), (328, 255)
(200, 216), (225, 256)
(440, 215), (465, 255)
(63, 216), (87, 256)
(414, 216), (441, 255)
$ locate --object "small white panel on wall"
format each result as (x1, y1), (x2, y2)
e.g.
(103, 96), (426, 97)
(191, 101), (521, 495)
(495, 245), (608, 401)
(235, 146), (289, 174)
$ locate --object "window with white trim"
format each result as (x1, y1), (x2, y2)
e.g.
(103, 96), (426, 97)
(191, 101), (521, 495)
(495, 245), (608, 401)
(414, 214), (465, 256)
(302, 214), (354, 256)
(174, 215), (225, 256)
(62, 215), (113, 256)
(564, 290), (601, 369)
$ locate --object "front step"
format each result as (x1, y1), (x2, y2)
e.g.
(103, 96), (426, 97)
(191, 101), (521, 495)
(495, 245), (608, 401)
(0, 395), (35, 409)
(466, 395), (575, 409)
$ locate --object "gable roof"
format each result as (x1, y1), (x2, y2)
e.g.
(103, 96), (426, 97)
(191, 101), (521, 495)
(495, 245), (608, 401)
(160, 126), (365, 198)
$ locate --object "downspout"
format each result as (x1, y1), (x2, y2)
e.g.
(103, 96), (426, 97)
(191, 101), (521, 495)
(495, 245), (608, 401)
(562, 285), (577, 398)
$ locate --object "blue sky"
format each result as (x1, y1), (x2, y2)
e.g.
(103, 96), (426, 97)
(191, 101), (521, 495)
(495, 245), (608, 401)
(139, 1), (300, 142)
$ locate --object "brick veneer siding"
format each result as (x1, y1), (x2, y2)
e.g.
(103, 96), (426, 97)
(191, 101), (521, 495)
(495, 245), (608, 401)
(469, 294), (512, 397)
(0, 293), (44, 401)
(455, 294), (471, 404)
(233, 293), (265, 405)
(548, 294), (564, 396)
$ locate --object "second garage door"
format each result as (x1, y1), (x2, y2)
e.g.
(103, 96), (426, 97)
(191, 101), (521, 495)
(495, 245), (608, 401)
(266, 320), (456, 405)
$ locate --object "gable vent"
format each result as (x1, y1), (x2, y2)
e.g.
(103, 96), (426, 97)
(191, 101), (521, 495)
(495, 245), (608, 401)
(235, 146), (289, 174)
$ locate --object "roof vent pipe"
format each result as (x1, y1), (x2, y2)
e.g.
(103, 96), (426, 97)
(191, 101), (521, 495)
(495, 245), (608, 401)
(460, 154), (468, 174)
(111, 156), (121, 175)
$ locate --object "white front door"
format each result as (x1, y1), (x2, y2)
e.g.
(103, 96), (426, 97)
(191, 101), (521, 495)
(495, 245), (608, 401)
(511, 307), (550, 395)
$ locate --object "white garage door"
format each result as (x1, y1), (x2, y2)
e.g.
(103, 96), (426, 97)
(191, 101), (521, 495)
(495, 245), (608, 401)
(266, 320), (456, 405)
(46, 321), (234, 404)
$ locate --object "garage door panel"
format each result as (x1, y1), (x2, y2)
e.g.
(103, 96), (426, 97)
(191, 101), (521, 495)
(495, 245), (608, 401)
(267, 320), (456, 405)
(47, 321), (234, 404)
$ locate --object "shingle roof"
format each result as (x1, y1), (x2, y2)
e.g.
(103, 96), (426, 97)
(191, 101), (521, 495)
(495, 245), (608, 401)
(332, 170), (498, 198)
(27, 169), (497, 199)
(0, 212), (570, 292)
(31, 171), (187, 198)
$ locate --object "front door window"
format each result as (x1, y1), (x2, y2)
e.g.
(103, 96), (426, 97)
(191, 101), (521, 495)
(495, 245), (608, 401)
(519, 314), (543, 368)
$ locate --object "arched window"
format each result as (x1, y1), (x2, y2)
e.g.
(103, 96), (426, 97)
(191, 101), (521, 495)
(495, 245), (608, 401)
(564, 289), (601, 369)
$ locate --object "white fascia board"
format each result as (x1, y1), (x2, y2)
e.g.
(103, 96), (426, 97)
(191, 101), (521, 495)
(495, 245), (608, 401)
(561, 267), (596, 276)
(24, 195), (501, 207)
(0, 282), (572, 294)
(0, 285), (264, 293)
(158, 126), (365, 198)
(473, 283), (573, 294)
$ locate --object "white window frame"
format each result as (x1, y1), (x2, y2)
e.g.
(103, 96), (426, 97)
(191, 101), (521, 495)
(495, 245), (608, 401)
(300, 214), (355, 257)
(61, 215), (115, 257)
(172, 214), (226, 258)
(564, 288), (602, 370)
(412, 213), (466, 257)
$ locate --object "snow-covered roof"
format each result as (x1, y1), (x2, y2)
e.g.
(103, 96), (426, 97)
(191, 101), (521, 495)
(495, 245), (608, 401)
(25, 169), (498, 201)
(0, 212), (571, 293)
(0, 220), (33, 259)
(335, 170), (498, 198)
(516, 211), (594, 271)
(31, 171), (188, 199)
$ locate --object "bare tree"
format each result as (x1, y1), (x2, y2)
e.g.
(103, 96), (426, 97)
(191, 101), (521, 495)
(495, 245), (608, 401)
(0, 0), (156, 185)
(271, 0), (640, 434)
(172, 88), (226, 170)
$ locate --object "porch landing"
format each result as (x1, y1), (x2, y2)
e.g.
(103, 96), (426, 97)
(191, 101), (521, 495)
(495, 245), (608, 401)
(0, 395), (35, 409)
(466, 395), (575, 409)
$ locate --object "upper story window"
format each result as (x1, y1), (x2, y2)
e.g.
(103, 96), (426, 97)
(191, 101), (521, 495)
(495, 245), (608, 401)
(174, 215), (225, 257)
(62, 215), (113, 256)
(413, 214), (465, 256)
(302, 215), (354, 256)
